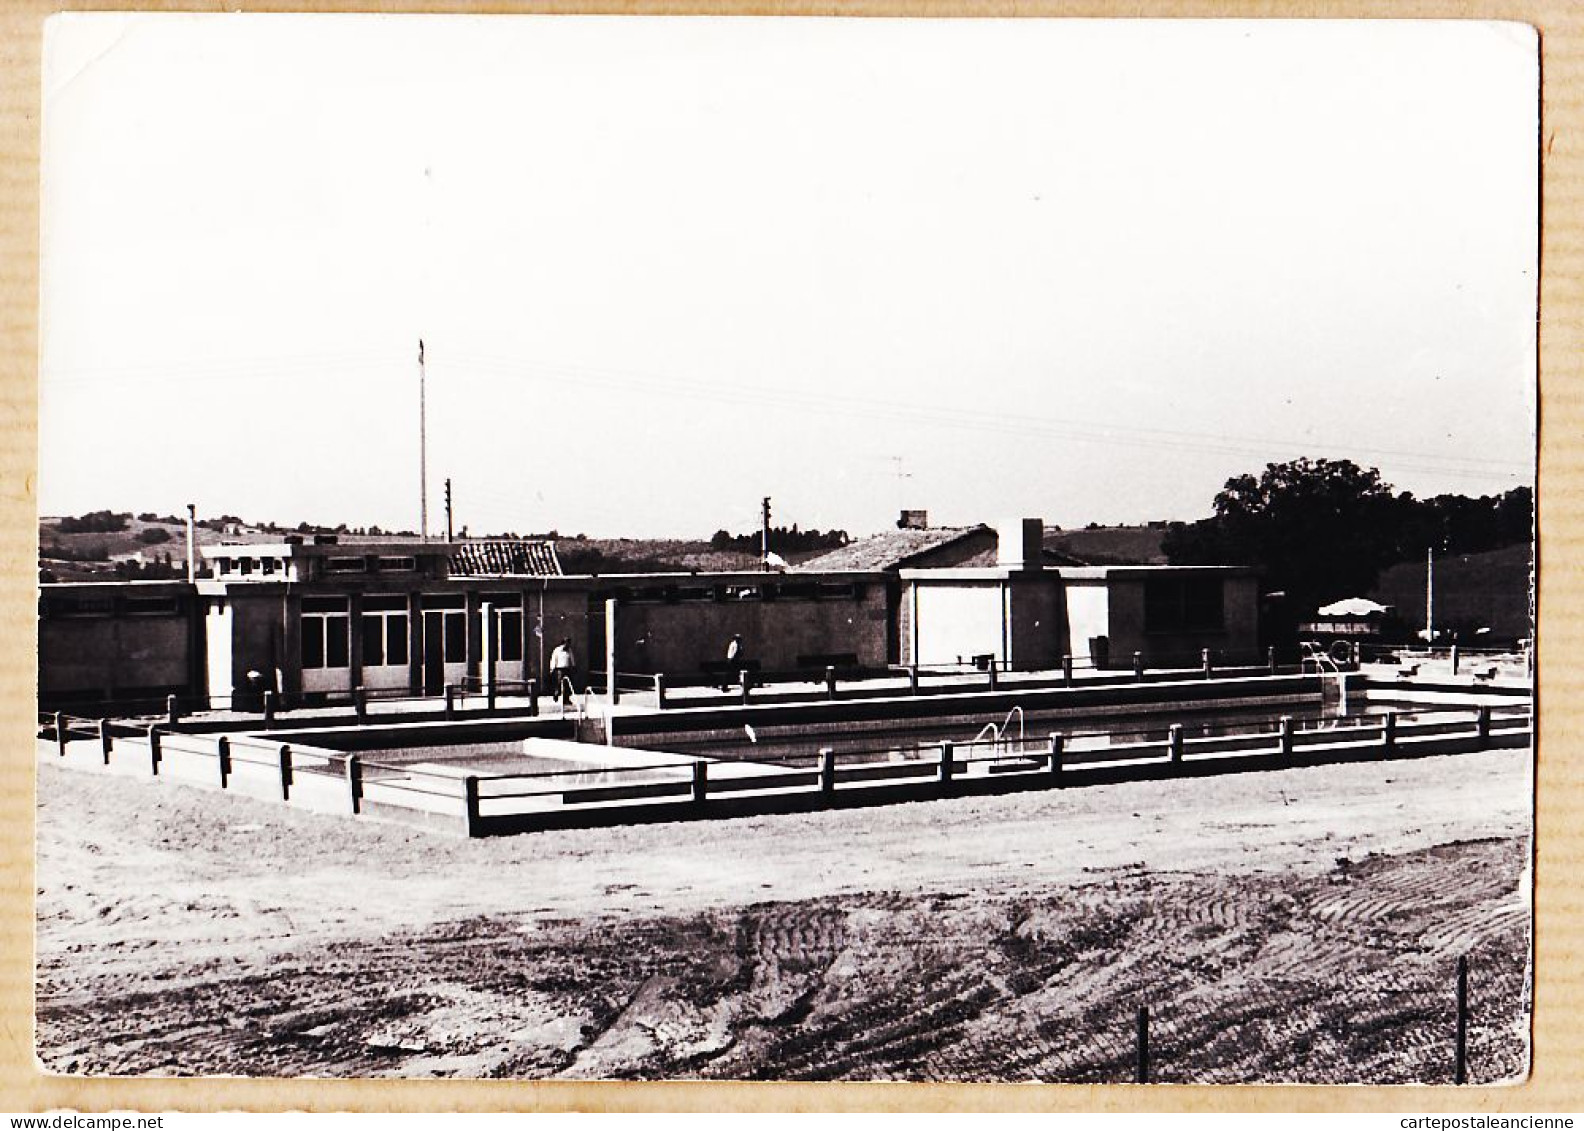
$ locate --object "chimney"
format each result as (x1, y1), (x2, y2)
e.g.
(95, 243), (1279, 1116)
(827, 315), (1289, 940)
(185, 503), (197, 583)
(898, 509), (929, 530)
(996, 517), (1044, 570)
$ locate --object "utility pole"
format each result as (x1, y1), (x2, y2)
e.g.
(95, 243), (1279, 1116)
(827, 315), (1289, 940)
(445, 478), (454, 542)
(1426, 543), (1435, 647)
(418, 339), (429, 542)
(185, 502), (196, 583)
(761, 496), (772, 571)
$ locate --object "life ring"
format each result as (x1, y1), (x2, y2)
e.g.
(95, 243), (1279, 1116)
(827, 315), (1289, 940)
(1329, 639), (1355, 665)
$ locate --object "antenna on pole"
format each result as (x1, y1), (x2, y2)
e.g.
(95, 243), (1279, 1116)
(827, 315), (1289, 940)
(445, 477), (454, 542)
(418, 339), (429, 542)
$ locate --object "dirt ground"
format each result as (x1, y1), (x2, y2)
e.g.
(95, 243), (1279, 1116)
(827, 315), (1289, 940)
(34, 745), (1532, 1083)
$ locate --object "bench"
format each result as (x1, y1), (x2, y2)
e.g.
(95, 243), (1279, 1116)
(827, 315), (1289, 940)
(797, 652), (859, 670)
(701, 659), (761, 690)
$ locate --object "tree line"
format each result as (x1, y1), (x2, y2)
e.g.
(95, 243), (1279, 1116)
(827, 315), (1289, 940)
(709, 525), (851, 555)
(1161, 457), (1532, 638)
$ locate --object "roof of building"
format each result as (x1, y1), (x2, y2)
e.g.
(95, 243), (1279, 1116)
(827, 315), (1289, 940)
(448, 539), (563, 577)
(1041, 546), (1091, 567)
(795, 525), (992, 572)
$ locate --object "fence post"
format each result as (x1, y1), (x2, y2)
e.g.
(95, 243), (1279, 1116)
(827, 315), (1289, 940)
(939, 741), (955, 785)
(444, 684), (456, 720)
(278, 743), (293, 801)
(1136, 1005), (1150, 1084)
(98, 718), (112, 765)
(1455, 953), (1469, 1085)
(527, 678), (539, 717)
(346, 754), (363, 815)
(1279, 715), (1294, 759)
(487, 679), (498, 711)
(1168, 724), (1184, 766)
(820, 747), (836, 795)
(1202, 649), (1213, 680)
(262, 690), (276, 728)
(987, 661), (999, 692)
(1382, 710), (1397, 757)
(1047, 732), (1064, 779)
(1133, 652), (1145, 680)
(353, 687), (367, 722)
(1268, 646), (1278, 675)
(1476, 705), (1492, 749)
(463, 775), (481, 837)
(1062, 655), (1073, 686)
(692, 760), (709, 805)
(54, 712), (66, 758)
(166, 694), (179, 728)
(148, 726), (162, 776)
(217, 736), (231, 788)
(654, 673), (667, 710)
(1451, 644), (1460, 676)
(825, 665), (838, 700)
(908, 665), (920, 695)
(739, 670), (751, 706)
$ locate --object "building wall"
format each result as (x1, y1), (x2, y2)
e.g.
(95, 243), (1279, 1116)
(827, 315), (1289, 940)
(912, 582), (1005, 665)
(1061, 579), (1112, 665)
(608, 584), (889, 675)
(1103, 572), (1261, 667)
(38, 585), (199, 706)
(1006, 576), (1062, 670)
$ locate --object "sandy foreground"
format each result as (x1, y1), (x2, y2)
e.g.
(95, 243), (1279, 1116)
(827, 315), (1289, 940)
(35, 745), (1532, 1083)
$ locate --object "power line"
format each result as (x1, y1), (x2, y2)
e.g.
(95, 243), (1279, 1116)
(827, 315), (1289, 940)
(449, 349), (1532, 483)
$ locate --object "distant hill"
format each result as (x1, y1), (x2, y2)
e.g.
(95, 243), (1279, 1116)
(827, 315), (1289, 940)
(553, 537), (759, 574)
(38, 515), (283, 581)
(1369, 543), (1534, 644)
(37, 511), (812, 581)
(1043, 524), (1169, 566)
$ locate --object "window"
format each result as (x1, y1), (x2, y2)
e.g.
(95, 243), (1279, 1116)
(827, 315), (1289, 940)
(302, 597), (350, 669)
(377, 556), (416, 572)
(444, 611), (466, 662)
(325, 557), (368, 574)
(53, 596), (115, 618)
(495, 609), (524, 662)
(261, 558), (276, 575)
(361, 597), (410, 668)
(1144, 576), (1225, 634)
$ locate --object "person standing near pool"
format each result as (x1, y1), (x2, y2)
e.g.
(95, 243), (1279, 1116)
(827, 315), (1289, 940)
(722, 634), (744, 691)
(549, 637), (577, 705)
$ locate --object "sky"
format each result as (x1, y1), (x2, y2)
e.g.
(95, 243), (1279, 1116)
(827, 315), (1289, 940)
(38, 15), (1538, 540)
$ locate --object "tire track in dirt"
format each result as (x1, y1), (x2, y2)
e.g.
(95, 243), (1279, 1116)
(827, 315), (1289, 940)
(36, 839), (1532, 1082)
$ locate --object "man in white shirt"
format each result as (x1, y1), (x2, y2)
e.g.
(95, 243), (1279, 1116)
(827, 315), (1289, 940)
(548, 637), (576, 705)
(721, 634), (743, 691)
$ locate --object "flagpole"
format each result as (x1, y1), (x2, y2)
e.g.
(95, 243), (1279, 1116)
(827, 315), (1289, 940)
(419, 338), (429, 542)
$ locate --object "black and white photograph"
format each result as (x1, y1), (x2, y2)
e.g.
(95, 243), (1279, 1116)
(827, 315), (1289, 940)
(34, 14), (1537, 1087)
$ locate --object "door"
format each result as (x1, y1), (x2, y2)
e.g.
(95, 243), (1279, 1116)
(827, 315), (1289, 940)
(423, 611), (445, 695)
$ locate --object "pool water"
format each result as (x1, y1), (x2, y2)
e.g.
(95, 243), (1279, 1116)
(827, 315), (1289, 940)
(627, 702), (1386, 765)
